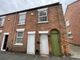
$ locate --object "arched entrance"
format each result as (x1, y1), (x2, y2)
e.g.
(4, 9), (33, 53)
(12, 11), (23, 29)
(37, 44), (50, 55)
(50, 29), (61, 56)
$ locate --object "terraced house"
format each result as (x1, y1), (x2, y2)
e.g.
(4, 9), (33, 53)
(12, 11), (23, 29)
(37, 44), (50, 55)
(0, 2), (68, 56)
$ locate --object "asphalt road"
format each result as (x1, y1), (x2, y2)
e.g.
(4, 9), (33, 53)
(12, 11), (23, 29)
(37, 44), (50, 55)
(0, 52), (80, 60)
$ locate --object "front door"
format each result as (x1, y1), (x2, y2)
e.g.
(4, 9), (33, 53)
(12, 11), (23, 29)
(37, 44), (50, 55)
(27, 33), (35, 55)
(40, 34), (49, 55)
(50, 30), (61, 56)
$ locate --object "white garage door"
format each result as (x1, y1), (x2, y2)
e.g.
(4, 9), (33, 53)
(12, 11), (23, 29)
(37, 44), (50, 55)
(27, 32), (35, 55)
(40, 34), (49, 55)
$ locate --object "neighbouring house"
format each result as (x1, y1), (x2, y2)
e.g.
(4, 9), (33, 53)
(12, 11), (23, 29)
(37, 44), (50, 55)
(65, 0), (80, 57)
(0, 2), (68, 56)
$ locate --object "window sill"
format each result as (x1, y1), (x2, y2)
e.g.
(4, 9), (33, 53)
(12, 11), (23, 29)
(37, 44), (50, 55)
(66, 25), (70, 27)
(18, 24), (25, 26)
(14, 43), (23, 45)
(38, 21), (48, 23)
(68, 37), (73, 39)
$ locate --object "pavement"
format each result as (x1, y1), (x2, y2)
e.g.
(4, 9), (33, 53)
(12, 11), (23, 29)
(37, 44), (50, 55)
(0, 51), (80, 60)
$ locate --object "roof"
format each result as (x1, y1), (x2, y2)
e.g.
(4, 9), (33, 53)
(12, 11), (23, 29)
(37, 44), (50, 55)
(0, 2), (60, 17)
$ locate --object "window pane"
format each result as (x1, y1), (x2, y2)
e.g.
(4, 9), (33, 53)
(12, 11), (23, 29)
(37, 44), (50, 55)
(67, 32), (72, 38)
(39, 16), (47, 21)
(68, 34), (72, 37)
(17, 32), (23, 37)
(19, 19), (25, 24)
(39, 11), (47, 16)
(16, 38), (23, 43)
(1, 18), (5, 26)
(19, 15), (25, 20)
(0, 17), (5, 26)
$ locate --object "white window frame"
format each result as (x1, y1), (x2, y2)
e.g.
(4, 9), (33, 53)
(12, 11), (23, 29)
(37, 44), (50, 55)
(65, 19), (70, 27)
(0, 16), (5, 26)
(18, 12), (26, 25)
(14, 28), (25, 45)
(38, 8), (48, 23)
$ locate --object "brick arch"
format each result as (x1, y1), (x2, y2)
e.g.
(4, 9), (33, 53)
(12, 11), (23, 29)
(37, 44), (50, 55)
(49, 29), (60, 35)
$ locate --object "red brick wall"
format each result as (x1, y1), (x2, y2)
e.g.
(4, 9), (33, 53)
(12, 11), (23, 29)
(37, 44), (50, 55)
(0, 4), (67, 55)
(65, 1), (80, 45)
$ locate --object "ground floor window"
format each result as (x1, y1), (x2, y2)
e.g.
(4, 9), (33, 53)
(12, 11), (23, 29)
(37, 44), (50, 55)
(16, 31), (24, 44)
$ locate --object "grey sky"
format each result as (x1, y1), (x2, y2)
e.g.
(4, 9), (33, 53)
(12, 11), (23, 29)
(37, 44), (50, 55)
(0, 0), (76, 15)
(60, 0), (76, 14)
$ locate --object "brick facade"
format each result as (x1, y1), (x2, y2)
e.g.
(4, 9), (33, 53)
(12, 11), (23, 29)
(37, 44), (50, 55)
(65, 1), (80, 56)
(65, 1), (80, 45)
(0, 3), (68, 56)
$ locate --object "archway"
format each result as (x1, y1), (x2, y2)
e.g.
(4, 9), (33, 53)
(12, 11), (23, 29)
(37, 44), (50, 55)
(50, 29), (61, 56)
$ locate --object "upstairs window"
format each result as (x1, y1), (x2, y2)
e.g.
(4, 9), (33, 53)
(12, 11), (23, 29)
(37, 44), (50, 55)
(0, 16), (5, 26)
(18, 12), (26, 25)
(65, 19), (70, 27)
(38, 8), (48, 23)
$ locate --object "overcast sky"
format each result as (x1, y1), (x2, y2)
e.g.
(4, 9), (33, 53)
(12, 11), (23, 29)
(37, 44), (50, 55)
(0, 0), (76, 15)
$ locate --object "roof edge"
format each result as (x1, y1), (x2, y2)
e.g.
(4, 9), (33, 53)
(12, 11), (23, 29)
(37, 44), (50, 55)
(0, 2), (60, 17)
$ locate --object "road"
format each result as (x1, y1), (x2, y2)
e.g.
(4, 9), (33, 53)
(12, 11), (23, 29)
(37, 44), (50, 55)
(0, 52), (80, 60)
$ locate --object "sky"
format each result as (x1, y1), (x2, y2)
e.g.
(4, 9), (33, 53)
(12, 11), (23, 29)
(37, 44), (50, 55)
(60, 0), (76, 14)
(0, 0), (76, 15)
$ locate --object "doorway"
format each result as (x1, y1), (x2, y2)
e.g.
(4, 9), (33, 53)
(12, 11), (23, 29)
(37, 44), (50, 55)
(1, 33), (9, 51)
(50, 30), (61, 56)
(40, 34), (49, 55)
(27, 32), (35, 55)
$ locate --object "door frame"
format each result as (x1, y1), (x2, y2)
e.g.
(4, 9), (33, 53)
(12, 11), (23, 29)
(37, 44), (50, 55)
(1, 33), (9, 51)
